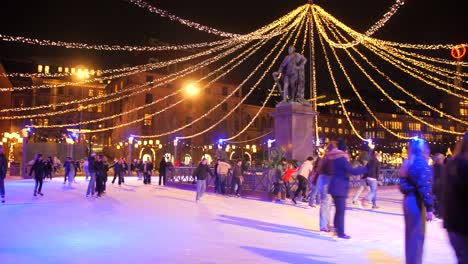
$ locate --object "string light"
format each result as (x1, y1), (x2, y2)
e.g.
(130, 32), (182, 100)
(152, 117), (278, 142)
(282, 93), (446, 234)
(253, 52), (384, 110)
(224, 131), (273, 144)
(311, 1), (405, 49)
(309, 8), (320, 146)
(136, 10), (307, 139)
(321, 17), (468, 129)
(1, 41), (251, 119)
(176, 12), (306, 140)
(314, 13), (366, 141)
(314, 13), (463, 135)
(0, 5), (306, 53)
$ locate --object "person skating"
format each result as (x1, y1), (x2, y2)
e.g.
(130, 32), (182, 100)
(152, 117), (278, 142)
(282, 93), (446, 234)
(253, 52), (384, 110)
(135, 159), (143, 180)
(30, 153), (46, 196)
(360, 151), (381, 209)
(292, 157), (314, 204)
(83, 157), (90, 181)
(216, 159), (231, 195)
(0, 146), (7, 203)
(328, 140), (367, 239)
(231, 159), (243, 197)
(67, 158), (76, 188)
(442, 133), (468, 264)
(95, 155), (107, 197)
(112, 159), (125, 185)
(315, 142), (336, 233)
(193, 158), (214, 202)
(86, 153), (97, 197)
(158, 157), (167, 186)
(143, 159), (153, 184)
(283, 162), (298, 199)
(432, 153), (445, 219)
(44, 157), (53, 180)
(351, 156), (369, 205)
(399, 138), (434, 264)
(63, 157), (72, 184)
(272, 159), (286, 202)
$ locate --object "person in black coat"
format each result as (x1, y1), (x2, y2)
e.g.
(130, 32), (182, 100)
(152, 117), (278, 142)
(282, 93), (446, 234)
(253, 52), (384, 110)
(95, 155), (108, 197)
(0, 146), (7, 203)
(442, 134), (468, 264)
(30, 153), (46, 196)
(63, 157), (72, 184)
(328, 140), (367, 239)
(143, 159), (153, 184)
(112, 159), (125, 185)
(158, 157), (167, 186)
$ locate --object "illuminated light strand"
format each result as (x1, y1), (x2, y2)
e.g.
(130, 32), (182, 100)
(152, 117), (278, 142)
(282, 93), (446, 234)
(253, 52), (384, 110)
(311, 1), (405, 49)
(370, 44), (468, 81)
(315, 13), (463, 136)
(309, 7), (320, 145)
(314, 12), (366, 141)
(301, 12), (310, 54)
(314, 5), (466, 51)
(7, 12), (305, 119)
(364, 42), (468, 99)
(42, 11), (306, 133)
(224, 131), (273, 144)
(318, 16), (415, 139)
(315, 10), (468, 99)
(6, 41), (256, 121)
(321, 18), (468, 128)
(0, 8), (305, 92)
(220, 12), (309, 142)
(137, 11), (307, 139)
(0, 5), (306, 53)
(127, 0), (241, 38)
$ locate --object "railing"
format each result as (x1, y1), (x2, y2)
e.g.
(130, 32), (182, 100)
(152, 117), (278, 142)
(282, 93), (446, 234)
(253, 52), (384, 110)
(166, 166), (400, 193)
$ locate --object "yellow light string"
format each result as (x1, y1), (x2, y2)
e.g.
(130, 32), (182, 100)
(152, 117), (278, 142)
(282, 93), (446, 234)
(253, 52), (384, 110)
(313, 5), (467, 51)
(313, 11), (366, 141)
(315, 9), (468, 100)
(177, 11), (307, 141)
(314, 11), (464, 135)
(0, 5), (306, 52)
(220, 12), (308, 142)
(309, 7), (320, 145)
(301, 12), (310, 54)
(321, 17), (468, 129)
(51, 10), (306, 133)
(311, 1), (405, 49)
(224, 131), (273, 144)
(138, 10), (307, 140)
(19, 12), (304, 123)
(1, 42), (251, 119)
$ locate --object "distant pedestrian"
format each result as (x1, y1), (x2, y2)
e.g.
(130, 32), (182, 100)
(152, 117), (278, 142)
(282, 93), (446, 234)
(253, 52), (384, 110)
(193, 158), (213, 202)
(0, 146), (7, 203)
(143, 159), (153, 184)
(292, 157), (314, 204)
(399, 138), (434, 264)
(135, 159), (143, 180)
(231, 159), (244, 197)
(216, 159), (231, 195)
(30, 154), (46, 196)
(158, 157), (167, 186)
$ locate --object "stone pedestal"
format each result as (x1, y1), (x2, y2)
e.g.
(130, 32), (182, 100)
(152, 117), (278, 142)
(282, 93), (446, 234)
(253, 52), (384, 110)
(271, 103), (318, 161)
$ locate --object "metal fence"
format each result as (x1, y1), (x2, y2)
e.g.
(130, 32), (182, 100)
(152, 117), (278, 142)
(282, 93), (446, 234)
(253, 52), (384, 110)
(166, 166), (400, 193)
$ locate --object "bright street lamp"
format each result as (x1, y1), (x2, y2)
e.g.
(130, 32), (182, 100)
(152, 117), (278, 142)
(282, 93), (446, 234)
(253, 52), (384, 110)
(185, 83), (200, 96)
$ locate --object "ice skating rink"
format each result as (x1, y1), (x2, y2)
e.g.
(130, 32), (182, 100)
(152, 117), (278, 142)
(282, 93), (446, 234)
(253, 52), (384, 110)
(0, 177), (455, 264)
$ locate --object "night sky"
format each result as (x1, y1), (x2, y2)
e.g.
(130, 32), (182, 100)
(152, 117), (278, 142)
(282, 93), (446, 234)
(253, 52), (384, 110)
(0, 0), (466, 105)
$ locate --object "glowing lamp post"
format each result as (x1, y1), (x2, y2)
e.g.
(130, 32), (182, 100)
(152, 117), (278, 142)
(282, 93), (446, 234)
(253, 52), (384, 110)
(173, 138), (178, 164)
(128, 136), (134, 177)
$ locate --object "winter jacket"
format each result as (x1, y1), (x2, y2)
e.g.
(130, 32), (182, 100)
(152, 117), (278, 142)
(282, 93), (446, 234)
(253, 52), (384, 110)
(232, 164), (243, 179)
(113, 163), (125, 174)
(0, 153), (7, 179)
(283, 168), (298, 182)
(442, 156), (468, 235)
(88, 156), (98, 173)
(365, 155), (380, 180)
(298, 160), (313, 177)
(328, 149), (367, 197)
(193, 163), (213, 181)
(144, 162), (154, 173)
(159, 159), (167, 175)
(399, 157), (434, 213)
(217, 161), (231, 175)
(29, 159), (45, 178)
(432, 163), (444, 199)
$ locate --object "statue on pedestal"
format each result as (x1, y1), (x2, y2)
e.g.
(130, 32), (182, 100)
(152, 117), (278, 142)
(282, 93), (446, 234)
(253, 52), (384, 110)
(273, 45), (309, 105)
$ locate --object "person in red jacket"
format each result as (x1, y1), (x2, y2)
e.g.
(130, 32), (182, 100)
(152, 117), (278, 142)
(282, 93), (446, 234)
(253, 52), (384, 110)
(283, 162), (298, 199)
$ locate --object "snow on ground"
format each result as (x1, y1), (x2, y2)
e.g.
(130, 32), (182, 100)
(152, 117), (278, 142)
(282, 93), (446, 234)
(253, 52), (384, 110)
(0, 177), (456, 264)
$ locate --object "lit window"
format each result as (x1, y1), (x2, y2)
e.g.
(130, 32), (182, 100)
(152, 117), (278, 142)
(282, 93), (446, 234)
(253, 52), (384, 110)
(38, 65), (43, 73)
(144, 114), (152, 126)
(44, 65), (49, 74)
(98, 90), (104, 96)
(377, 131), (385, 139)
(324, 127), (329, 133)
(58, 67), (63, 73)
(64, 67), (69, 73)
(88, 89), (94, 97)
(392, 114), (397, 118)
(338, 119), (342, 125)
(450, 126), (455, 132)
(88, 106), (93, 112)
(71, 68), (76, 74)
(97, 105), (103, 113)
(338, 128), (343, 134)
(409, 123), (421, 131)
(44, 119), (49, 126)
(460, 109), (468, 116)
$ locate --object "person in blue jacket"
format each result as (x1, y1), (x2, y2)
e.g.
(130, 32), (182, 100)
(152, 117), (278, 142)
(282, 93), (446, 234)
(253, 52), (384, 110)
(328, 139), (367, 239)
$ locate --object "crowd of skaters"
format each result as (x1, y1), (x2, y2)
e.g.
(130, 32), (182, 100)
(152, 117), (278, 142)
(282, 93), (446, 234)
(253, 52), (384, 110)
(1, 132), (468, 263)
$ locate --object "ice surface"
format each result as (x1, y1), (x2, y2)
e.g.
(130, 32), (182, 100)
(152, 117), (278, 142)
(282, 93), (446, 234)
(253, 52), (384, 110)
(0, 177), (455, 264)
